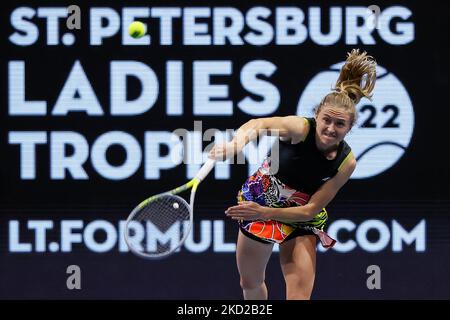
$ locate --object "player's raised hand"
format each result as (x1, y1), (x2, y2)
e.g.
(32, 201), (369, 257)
(208, 142), (237, 161)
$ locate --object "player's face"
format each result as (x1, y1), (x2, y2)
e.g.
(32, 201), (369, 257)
(315, 105), (352, 149)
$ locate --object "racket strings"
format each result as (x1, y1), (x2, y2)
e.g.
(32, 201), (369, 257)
(136, 195), (190, 231)
(127, 195), (191, 255)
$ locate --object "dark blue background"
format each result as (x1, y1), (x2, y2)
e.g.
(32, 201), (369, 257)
(1, 0), (449, 299)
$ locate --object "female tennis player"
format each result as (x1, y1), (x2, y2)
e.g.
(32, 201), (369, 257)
(208, 49), (376, 300)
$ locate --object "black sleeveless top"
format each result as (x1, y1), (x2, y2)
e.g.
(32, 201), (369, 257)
(267, 117), (352, 195)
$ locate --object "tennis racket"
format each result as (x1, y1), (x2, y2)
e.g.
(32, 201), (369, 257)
(124, 158), (216, 259)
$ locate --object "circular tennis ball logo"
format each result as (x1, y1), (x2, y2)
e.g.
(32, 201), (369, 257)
(128, 21), (146, 39)
(296, 62), (414, 179)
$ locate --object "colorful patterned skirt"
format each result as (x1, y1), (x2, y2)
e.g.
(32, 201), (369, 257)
(237, 159), (336, 248)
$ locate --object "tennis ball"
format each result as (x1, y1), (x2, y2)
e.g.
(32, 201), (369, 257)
(173, 202), (179, 209)
(128, 21), (146, 39)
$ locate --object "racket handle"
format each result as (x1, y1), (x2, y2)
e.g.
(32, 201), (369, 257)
(195, 158), (216, 182)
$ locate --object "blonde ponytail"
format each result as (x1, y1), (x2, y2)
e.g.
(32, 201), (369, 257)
(317, 49), (377, 126)
(335, 49), (377, 104)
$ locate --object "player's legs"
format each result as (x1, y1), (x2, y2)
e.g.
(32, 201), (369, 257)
(279, 234), (317, 300)
(236, 229), (274, 300)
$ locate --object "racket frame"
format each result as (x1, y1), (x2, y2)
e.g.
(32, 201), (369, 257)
(124, 159), (215, 259)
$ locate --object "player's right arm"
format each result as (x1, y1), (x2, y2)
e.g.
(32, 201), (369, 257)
(208, 116), (309, 161)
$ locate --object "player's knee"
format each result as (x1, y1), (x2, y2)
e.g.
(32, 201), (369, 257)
(286, 290), (311, 300)
(239, 276), (264, 291)
(286, 281), (313, 300)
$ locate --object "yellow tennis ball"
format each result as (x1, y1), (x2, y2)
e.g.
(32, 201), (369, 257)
(128, 21), (146, 39)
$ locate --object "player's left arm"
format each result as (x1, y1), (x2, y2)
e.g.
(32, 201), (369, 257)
(309, 156), (355, 209)
(226, 155), (357, 222)
(269, 156), (356, 221)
